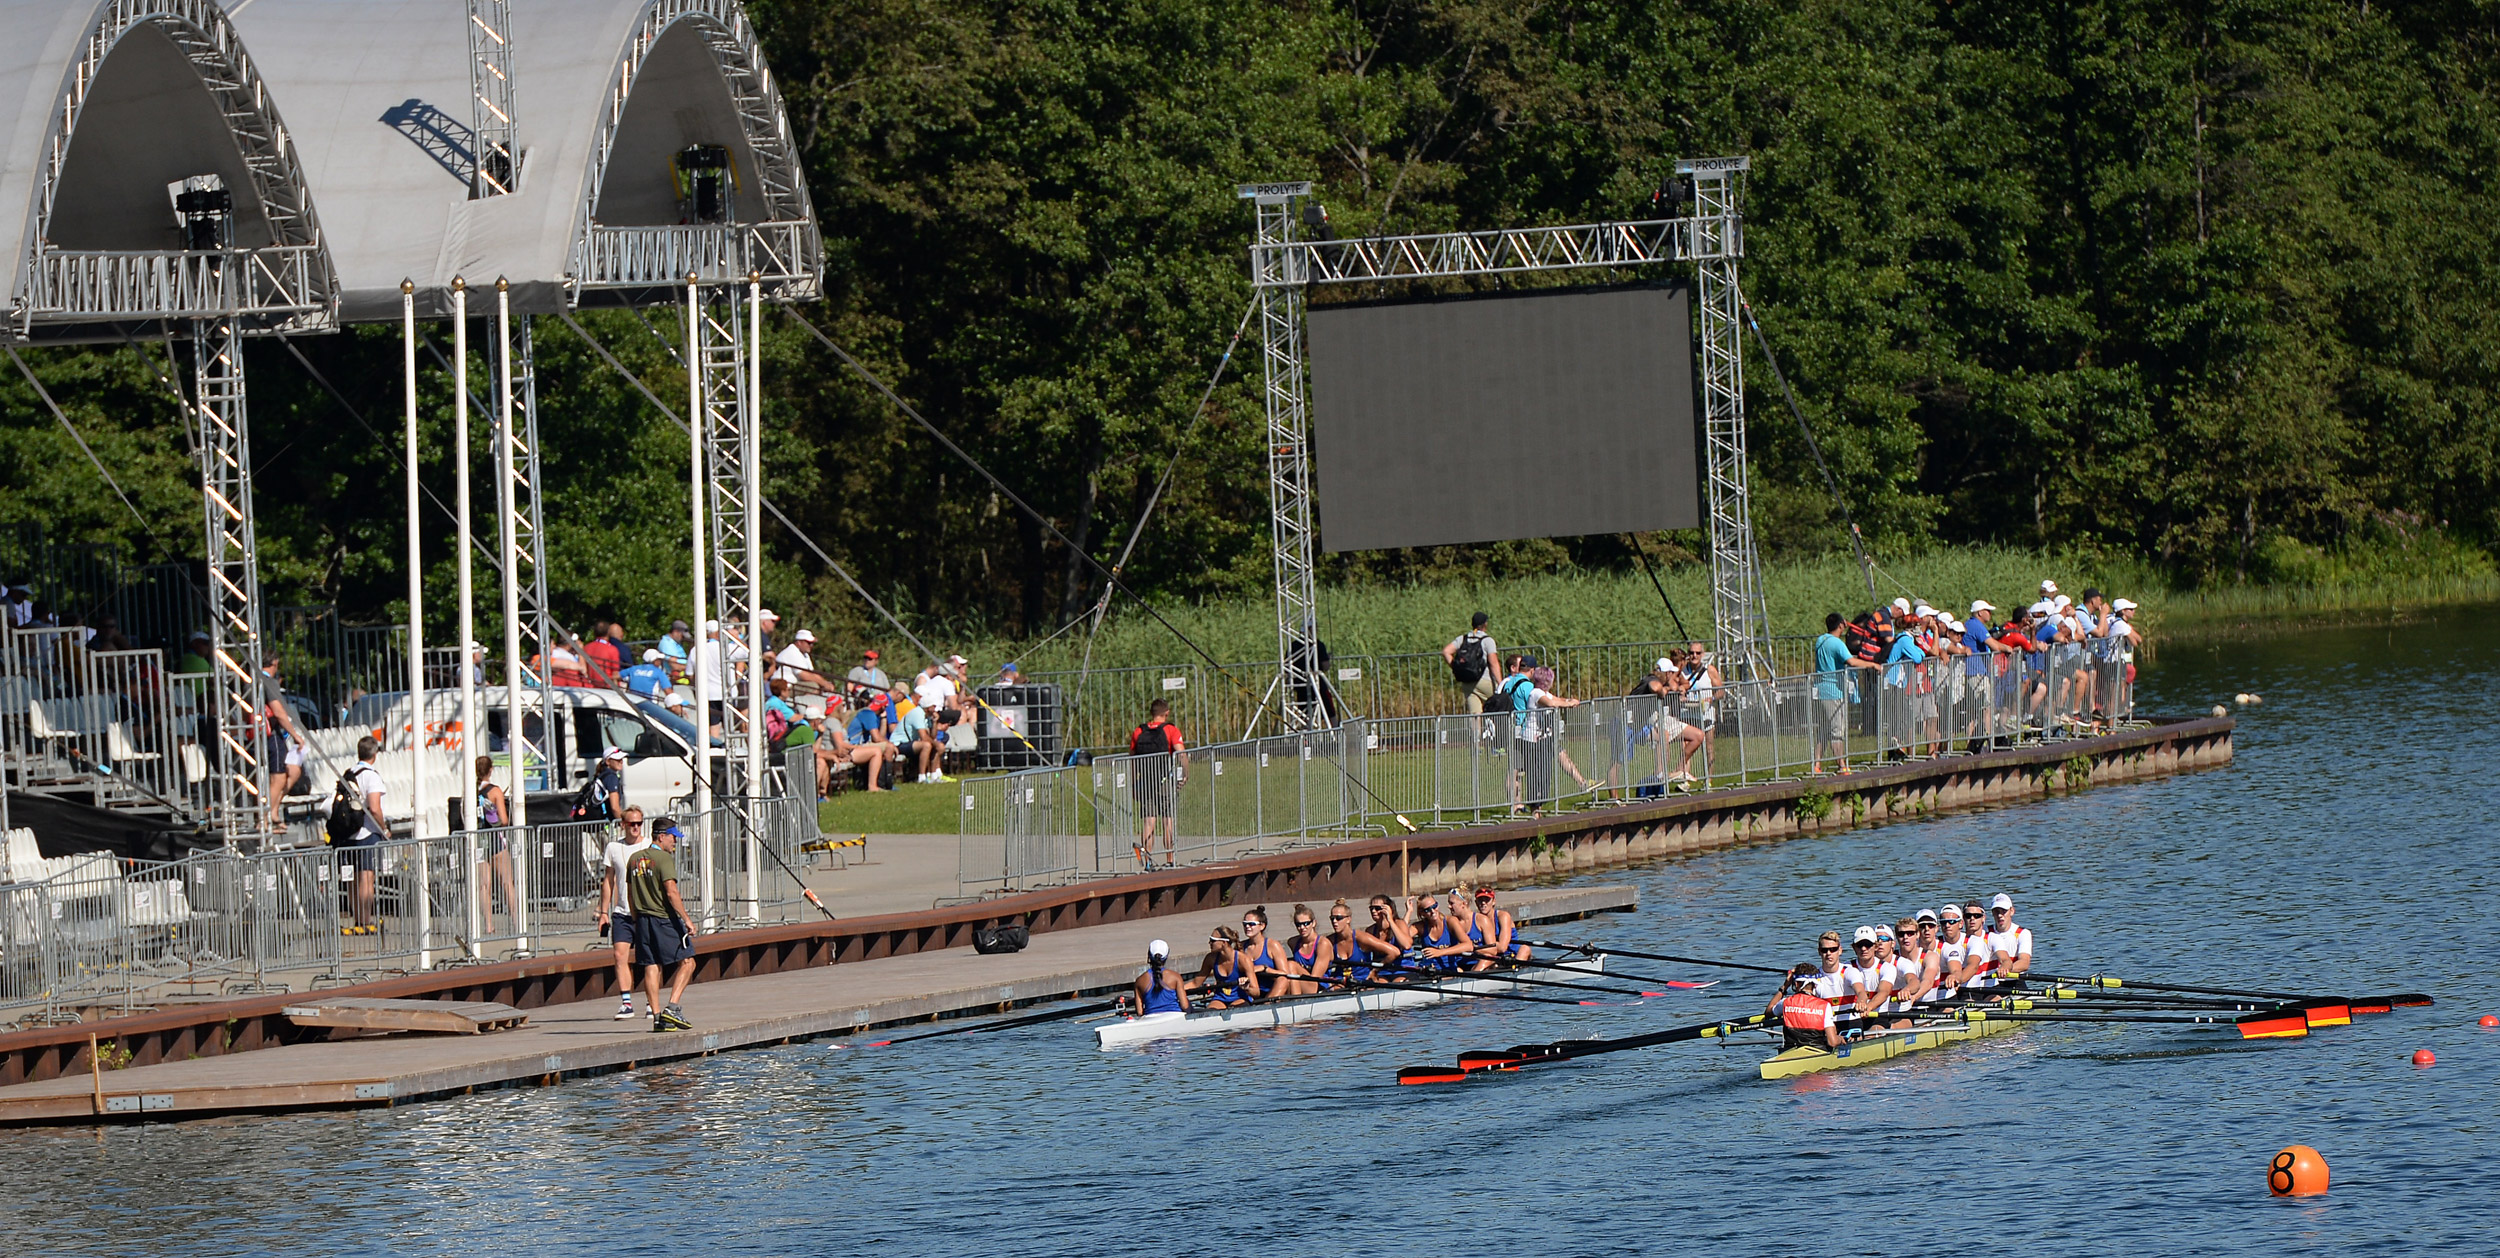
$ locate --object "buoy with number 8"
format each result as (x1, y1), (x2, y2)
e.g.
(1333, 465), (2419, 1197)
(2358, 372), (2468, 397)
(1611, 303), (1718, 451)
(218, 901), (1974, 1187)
(2269, 1145), (2329, 1197)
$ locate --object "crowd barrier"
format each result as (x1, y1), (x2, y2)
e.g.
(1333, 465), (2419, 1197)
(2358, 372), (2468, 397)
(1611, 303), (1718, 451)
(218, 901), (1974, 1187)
(957, 645), (2135, 896)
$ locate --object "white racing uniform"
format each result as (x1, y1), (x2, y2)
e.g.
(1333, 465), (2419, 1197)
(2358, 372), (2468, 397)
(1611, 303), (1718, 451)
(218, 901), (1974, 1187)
(1985, 924), (2034, 982)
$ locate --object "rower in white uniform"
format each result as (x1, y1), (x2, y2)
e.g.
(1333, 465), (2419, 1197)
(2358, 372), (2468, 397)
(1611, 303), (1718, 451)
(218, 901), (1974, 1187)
(1959, 902), (1997, 989)
(1842, 926), (1894, 1024)
(1931, 906), (1971, 1002)
(1984, 893), (2034, 980)
(1869, 925), (1914, 1028)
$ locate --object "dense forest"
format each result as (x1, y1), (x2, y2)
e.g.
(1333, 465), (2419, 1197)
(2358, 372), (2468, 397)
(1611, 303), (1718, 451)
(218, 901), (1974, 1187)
(3, 0), (2495, 645)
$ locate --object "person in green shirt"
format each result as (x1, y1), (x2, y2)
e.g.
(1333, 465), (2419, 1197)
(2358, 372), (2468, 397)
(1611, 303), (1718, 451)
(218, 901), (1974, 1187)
(625, 817), (699, 1031)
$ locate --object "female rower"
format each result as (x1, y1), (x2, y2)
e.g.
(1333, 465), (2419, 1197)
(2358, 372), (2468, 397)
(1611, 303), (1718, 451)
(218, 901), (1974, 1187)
(1357, 895), (1410, 977)
(1134, 939), (1189, 1017)
(1471, 886), (1528, 962)
(1322, 899), (1372, 988)
(1409, 894), (1473, 973)
(1282, 904), (1333, 997)
(1238, 906), (1294, 994)
(1447, 889), (1500, 972)
(1194, 926), (1257, 1008)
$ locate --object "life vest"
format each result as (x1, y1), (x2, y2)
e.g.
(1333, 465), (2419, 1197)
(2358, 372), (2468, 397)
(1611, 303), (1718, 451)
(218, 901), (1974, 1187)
(1780, 991), (1835, 1033)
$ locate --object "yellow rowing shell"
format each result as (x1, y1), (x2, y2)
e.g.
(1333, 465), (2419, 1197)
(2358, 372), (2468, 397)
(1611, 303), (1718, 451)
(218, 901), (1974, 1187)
(1759, 1006), (2032, 1080)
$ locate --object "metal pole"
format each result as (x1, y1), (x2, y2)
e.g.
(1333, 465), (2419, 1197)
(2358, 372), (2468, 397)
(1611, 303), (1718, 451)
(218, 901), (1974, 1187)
(453, 278), (481, 949)
(401, 279), (431, 966)
(742, 271), (763, 920)
(495, 279), (528, 948)
(686, 272), (714, 920)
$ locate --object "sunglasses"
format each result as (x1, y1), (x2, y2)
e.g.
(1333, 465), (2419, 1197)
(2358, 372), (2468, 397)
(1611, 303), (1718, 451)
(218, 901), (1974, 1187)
(622, 821), (644, 829)
(1331, 913), (1351, 921)
(1241, 921), (1260, 930)
(1819, 945), (1841, 953)
(1294, 920), (1314, 928)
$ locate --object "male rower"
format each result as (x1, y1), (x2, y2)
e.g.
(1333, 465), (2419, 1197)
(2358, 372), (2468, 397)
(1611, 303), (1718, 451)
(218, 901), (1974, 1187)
(1959, 902), (1998, 990)
(1931, 907), (1971, 1003)
(1841, 927), (1894, 1024)
(1985, 893), (2034, 980)
(1135, 939), (1189, 1016)
(1803, 930), (1854, 1031)
(1870, 925), (1917, 1028)
(1903, 910), (1944, 1006)
(1769, 960), (1844, 1050)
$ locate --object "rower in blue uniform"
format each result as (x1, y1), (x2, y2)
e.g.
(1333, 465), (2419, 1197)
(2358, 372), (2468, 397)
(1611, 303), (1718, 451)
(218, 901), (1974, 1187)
(1194, 926), (1258, 1008)
(1134, 939), (1189, 1016)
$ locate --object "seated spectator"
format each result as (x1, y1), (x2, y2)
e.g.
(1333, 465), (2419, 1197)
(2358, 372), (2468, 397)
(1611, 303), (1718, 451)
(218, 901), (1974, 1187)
(657, 619), (694, 683)
(996, 661), (1023, 686)
(845, 649), (890, 709)
(763, 677), (807, 752)
(622, 649), (674, 700)
(582, 620), (627, 685)
(891, 683), (947, 784)
(548, 634), (594, 687)
(774, 629), (833, 698)
(828, 693), (899, 795)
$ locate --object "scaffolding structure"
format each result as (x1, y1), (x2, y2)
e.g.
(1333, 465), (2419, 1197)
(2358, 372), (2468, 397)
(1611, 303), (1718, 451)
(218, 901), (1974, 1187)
(1240, 156), (1773, 706)
(686, 273), (767, 918)
(188, 304), (267, 842)
(466, 0), (519, 197)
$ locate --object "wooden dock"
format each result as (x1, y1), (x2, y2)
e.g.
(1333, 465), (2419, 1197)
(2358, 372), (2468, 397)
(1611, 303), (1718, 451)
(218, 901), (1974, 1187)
(0, 884), (1635, 1124)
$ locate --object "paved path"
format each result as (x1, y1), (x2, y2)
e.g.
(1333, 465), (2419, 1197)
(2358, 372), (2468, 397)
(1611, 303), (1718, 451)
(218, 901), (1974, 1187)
(0, 884), (1635, 1124)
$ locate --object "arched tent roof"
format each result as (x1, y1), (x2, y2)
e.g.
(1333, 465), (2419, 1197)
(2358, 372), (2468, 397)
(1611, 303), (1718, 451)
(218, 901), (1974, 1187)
(232, 0), (820, 321)
(1, 0), (333, 344)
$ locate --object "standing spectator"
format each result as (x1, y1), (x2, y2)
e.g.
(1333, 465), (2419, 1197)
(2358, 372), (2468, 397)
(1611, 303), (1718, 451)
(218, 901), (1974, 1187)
(1678, 642), (1723, 775)
(2080, 588), (2119, 727)
(773, 629), (832, 697)
(995, 661), (1024, 686)
(597, 807), (653, 1020)
(583, 747), (628, 821)
(627, 817), (698, 1031)
(1498, 655), (1580, 814)
(340, 735), (386, 935)
(1811, 614), (1881, 775)
(1536, 664), (1598, 793)
(473, 755), (517, 935)
(657, 619), (694, 681)
(261, 656), (309, 830)
(464, 640), (489, 686)
(622, 648), (673, 700)
(1127, 698), (1186, 869)
(1847, 607), (1894, 737)
(1442, 612), (1499, 714)
(176, 630), (214, 675)
(695, 620), (748, 738)
(754, 608), (781, 656)
(816, 699), (897, 796)
(891, 684), (944, 784)
(845, 649), (891, 707)
(2108, 598), (2142, 719)
(1879, 618), (1928, 759)
(4, 584), (30, 626)
(1962, 601), (2012, 750)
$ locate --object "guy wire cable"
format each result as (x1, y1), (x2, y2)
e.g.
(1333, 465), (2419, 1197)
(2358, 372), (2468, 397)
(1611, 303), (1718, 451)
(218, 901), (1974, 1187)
(272, 335), (500, 572)
(1626, 532), (1691, 643)
(6, 347), (161, 546)
(1735, 286), (1880, 613)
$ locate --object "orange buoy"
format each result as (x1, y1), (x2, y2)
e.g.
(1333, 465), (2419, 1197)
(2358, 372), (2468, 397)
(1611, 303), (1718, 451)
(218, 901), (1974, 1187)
(2479, 1015), (2496, 1028)
(2269, 1145), (2329, 1197)
(2412, 1049), (2436, 1066)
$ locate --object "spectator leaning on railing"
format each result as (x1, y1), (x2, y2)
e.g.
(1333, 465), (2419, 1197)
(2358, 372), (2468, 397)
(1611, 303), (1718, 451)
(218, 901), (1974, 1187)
(1443, 611), (1498, 714)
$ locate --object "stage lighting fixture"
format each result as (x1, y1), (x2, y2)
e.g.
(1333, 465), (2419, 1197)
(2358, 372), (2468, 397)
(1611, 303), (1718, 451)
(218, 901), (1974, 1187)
(1648, 175), (1693, 217)
(168, 174), (233, 251)
(1301, 201), (1336, 241)
(672, 145), (734, 224)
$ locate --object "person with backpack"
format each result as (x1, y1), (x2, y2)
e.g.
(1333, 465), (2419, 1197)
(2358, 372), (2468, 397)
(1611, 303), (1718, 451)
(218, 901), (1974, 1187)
(1493, 656), (1580, 815)
(572, 747), (627, 822)
(331, 735), (387, 936)
(1442, 612), (1499, 714)
(1127, 698), (1186, 870)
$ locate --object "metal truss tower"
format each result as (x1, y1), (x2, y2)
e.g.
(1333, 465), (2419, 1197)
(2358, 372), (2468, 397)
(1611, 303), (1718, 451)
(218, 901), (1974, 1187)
(1242, 183), (1324, 732)
(1683, 157), (1772, 682)
(690, 273), (767, 919)
(1241, 156), (1772, 699)
(190, 308), (265, 842)
(467, 0), (518, 197)
(494, 284), (555, 805)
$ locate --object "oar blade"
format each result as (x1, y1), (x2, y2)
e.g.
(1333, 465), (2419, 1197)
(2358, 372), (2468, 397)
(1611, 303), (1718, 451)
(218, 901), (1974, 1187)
(2299, 998), (2352, 1029)
(2390, 993), (2436, 1008)
(1397, 1065), (1470, 1086)
(2236, 1007), (2311, 1040)
(1456, 1050), (1522, 1072)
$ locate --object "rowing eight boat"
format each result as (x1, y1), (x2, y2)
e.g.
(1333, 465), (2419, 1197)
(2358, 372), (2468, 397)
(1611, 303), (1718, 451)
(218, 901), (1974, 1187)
(1759, 995), (2034, 1079)
(1094, 956), (1610, 1049)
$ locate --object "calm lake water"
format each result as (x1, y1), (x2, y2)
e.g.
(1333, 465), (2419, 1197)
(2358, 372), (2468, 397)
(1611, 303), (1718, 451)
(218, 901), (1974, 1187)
(6, 612), (2495, 1256)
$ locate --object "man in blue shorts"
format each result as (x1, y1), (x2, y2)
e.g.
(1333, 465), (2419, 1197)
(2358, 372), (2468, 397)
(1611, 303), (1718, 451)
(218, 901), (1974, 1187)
(627, 817), (698, 1031)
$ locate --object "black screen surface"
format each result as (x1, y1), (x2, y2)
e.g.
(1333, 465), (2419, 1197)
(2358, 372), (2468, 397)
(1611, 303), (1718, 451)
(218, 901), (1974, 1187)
(1305, 282), (1697, 552)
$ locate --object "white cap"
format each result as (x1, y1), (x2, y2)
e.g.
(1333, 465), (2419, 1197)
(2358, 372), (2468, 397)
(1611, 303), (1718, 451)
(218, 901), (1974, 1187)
(1969, 599), (1995, 614)
(602, 746), (626, 761)
(2054, 594), (2072, 609)
(1655, 657), (1674, 673)
(664, 692), (689, 710)
(795, 629), (816, 642)
(947, 653), (968, 667)
(1873, 924), (1896, 941)
(1891, 597), (1911, 612)
(643, 648), (663, 663)
(758, 608), (779, 621)
(2112, 598), (2137, 611)
(1916, 907), (1939, 923)
(1946, 618), (1965, 633)
(467, 639), (485, 652)
(704, 619), (720, 634)
(1147, 939), (1170, 960)
(2040, 579), (2059, 594)
(1914, 604), (1937, 619)
(1991, 893), (2014, 910)
(1852, 926), (1877, 944)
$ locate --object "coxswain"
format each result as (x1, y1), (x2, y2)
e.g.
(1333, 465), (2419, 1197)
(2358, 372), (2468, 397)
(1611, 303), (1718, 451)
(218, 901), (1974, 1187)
(1841, 927), (1894, 1022)
(1958, 902), (1998, 990)
(1194, 926), (1257, 1008)
(1473, 886), (1529, 961)
(1135, 939), (1189, 1017)
(1281, 903), (1333, 997)
(1768, 961), (1844, 1050)
(1985, 893), (2034, 980)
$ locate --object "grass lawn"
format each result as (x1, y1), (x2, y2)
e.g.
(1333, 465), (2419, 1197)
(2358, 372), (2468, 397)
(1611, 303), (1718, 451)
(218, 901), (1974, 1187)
(816, 780), (978, 835)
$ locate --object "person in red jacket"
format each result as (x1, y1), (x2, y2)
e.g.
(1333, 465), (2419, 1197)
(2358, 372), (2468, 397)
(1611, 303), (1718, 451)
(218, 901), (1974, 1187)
(1127, 698), (1186, 870)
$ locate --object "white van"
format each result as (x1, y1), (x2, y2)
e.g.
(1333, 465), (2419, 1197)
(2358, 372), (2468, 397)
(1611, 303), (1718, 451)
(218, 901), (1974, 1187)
(296, 685), (710, 836)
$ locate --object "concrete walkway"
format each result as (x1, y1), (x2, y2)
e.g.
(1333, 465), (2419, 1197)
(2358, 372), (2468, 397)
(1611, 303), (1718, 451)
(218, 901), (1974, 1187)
(0, 883), (1635, 1124)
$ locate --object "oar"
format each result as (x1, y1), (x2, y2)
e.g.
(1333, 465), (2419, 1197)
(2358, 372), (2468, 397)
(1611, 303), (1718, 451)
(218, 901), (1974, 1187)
(1500, 955), (1718, 991)
(1282, 963), (1682, 1001)
(1519, 939), (1792, 976)
(1252, 967), (1647, 1008)
(2034, 971), (2431, 1013)
(1399, 1012), (1778, 1084)
(1952, 1004), (2312, 1040)
(853, 998), (1122, 1047)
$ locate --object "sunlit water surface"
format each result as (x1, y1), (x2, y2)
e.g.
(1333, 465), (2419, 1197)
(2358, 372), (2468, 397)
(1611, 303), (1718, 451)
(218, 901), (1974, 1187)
(5, 614), (2495, 1256)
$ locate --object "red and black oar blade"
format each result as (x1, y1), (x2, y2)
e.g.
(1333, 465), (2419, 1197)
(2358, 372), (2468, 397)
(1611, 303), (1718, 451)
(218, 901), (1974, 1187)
(2389, 993), (2435, 1008)
(1397, 1064), (1470, 1086)
(2348, 996), (2393, 1015)
(2300, 997), (2352, 1028)
(2237, 1006), (2311, 1040)
(1457, 1050), (1522, 1072)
